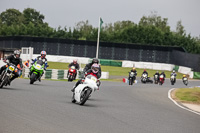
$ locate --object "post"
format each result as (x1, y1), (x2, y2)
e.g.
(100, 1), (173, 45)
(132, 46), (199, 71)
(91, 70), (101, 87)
(96, 17), (101, 59)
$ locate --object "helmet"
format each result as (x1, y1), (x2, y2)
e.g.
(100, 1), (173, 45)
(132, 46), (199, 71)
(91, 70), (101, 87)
(156, 71), (159, 73)
(92, 58), (99, 64)
(41, 51), (46, 59)
(91, 63), (100, 74)
(173, 70), (175, 73)
(144, 69), (146, 72)
(183, 75), (186, 77)
(132, 67), (136, 71)
(73, 59), (77, 64)
(14, 50), (20, 59)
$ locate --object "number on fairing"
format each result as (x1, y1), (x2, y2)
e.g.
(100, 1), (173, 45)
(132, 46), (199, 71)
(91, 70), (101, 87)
(91, 77), (97, 82)
(36, 64), (41, 69)
(9, 66), (15, 71)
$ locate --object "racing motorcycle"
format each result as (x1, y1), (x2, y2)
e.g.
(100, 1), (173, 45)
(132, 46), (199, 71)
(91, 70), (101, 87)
(141, 73), (148, 83)
(71, 74), (100, 105)
(170, 75), (176, 85)
(154, 74), (159, 84)
(0, 63), (18, 88)
(183, 77), (188, 86)
(159, 74), (164, 85)
(128, 72), (136, 85)
(29, 60), (45, 84)
(68, 66), (76, 82)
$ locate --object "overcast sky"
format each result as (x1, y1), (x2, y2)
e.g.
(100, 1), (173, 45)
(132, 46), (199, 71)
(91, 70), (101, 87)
(0, 0), (199, 37)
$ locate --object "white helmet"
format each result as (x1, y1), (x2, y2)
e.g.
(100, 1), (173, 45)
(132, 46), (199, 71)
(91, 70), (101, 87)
(13, 50), (20, 58)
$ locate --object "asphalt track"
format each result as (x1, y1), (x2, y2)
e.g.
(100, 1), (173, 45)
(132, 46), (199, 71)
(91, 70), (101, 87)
(0, 78), (200, 133)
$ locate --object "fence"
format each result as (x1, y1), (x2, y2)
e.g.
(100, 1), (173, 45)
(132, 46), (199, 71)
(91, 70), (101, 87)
(0, 36), (200, 72)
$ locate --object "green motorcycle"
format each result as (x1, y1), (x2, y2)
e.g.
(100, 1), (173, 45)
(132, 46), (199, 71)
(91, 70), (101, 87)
(30, 60), (45, 84)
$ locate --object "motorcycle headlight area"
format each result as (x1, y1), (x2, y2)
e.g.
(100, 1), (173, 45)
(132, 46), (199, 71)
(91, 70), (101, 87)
(36, 64), (42, 69)
(8, 66), (15, 72)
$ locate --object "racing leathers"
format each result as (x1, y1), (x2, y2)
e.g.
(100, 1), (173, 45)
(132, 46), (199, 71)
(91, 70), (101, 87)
(0, 55), (23, 83)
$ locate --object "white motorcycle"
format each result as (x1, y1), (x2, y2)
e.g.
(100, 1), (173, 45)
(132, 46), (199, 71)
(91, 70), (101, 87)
(141, 73), (148, 83)
(170, 75), (176, 85)
(71, 74), (99, 105)
(183, 77), (188, 86)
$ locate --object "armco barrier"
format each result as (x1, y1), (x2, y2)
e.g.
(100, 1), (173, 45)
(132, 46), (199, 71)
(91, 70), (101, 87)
(122, 61), (175, 71)
(178, 66), (192, 75)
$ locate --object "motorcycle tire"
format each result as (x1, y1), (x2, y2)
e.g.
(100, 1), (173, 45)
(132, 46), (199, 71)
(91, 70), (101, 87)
(79, 88), (91, 105)
(129, 78), (133, 85)
(30, 73), (37, 84)
(0, 75), (8, 88)
(68, 75), (73, 82)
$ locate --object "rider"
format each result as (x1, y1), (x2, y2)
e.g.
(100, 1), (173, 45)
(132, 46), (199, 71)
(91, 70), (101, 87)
(160, 71), (166, 80)
(0, 50), (23, 85)
(154, 71), (160, 80)
(71, 58), (101, 92)
(23, 59), (30, 68)
(170, 70), (177, 83)
(142, 69), (148, 76)
(29, 51), (48, 81)
(129, 67), (137, 82)
(67, 59), (80, 79)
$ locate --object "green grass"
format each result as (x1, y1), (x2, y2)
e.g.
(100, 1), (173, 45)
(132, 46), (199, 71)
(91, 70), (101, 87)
(175, 87), (200, 104)
(47, 61), (184, 79)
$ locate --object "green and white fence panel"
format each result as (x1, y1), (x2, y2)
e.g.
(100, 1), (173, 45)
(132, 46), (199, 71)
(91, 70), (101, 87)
(24, 68), (109, 79)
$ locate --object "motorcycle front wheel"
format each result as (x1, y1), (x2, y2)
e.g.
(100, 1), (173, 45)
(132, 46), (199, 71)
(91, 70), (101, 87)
(0, 75), (8, 88)
(79, 88), (91, 105)
(30, 73), (37, 84)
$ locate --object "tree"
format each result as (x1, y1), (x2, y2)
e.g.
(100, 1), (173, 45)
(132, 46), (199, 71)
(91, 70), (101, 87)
(22, 8), (45, 26)
(176, 20), (185, 36)
(139, 11), (170, 32)
(0, 9), (23, 26)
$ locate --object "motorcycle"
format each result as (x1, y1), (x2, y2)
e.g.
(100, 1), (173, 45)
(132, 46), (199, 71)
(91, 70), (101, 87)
(128, 72), (136, 85)
(71, 74), (100, 105)
(0, 63), (18, 88)
(154, 75), (159, 84)
(183, 77), (188, 86)
(30, 60), (45, 84)
(170, 75), (176, 85)
(68, 66), (77, 82)
(159, 74), (164, 85)
(141, 73), (148, 83)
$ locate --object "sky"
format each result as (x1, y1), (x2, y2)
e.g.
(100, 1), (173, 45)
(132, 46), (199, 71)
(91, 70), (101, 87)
(0, 0), (200, 37)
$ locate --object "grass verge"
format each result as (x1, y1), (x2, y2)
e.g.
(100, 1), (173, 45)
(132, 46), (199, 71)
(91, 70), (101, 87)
(47, 61), (184, 79)
(173, 87), (200, 104)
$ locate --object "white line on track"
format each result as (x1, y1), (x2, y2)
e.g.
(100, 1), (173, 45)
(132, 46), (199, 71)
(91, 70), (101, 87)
(168, 88), (200, 116)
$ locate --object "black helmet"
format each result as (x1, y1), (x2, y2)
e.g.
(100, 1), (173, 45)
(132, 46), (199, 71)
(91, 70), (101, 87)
(92, 58), (99, 64)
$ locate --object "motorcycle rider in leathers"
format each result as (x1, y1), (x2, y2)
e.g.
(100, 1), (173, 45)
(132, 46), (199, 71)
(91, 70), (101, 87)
(0, 50), (23, 85)
(67, 59), (80, 80)
(29, 51), (48, 81)
(71, 58), (101, 92)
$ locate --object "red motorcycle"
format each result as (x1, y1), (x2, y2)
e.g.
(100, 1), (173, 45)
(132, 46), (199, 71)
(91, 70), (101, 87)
(159, 75), (164, 85)
(68, 66), (77, 82)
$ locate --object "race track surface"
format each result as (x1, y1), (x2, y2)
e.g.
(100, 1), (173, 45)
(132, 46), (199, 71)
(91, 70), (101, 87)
(0, 78), (200, 133)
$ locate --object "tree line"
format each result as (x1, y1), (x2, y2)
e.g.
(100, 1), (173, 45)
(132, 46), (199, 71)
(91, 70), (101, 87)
(0, 8), (200, 54)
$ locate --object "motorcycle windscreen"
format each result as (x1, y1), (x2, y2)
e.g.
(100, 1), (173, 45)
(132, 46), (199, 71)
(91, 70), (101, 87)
(37, 60), (44, 66)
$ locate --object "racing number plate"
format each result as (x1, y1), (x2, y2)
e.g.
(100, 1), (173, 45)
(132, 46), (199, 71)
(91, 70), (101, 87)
(36, 64), (41, 69)
(9, 66), (15, 71)
(91, 77), (97, 82)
